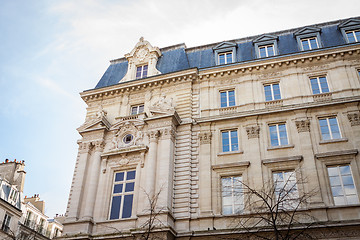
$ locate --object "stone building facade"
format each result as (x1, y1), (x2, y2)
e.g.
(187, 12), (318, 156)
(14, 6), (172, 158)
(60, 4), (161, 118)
(62, 17), (360, 239)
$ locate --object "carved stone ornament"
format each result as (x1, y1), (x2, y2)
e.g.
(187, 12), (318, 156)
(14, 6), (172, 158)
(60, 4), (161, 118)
(199, 132), (212, 144)
(78, 106), (111, 133)
(77, 141), (92, 153)
(110, 121), (145, 150)
(148, 130), (160, 142)
(246, 126), (260, 139)
(295, 119), (311, 132)
(120, 37), (162, 82)
(149, 93), (176, 116)
(347, 112), (360, 126)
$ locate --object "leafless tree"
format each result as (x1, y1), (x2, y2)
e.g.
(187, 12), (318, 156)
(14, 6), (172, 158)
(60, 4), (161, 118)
(226, 170), (319, 240)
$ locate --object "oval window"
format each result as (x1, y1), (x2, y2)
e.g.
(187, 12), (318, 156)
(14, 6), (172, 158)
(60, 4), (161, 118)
(123, 134), (133, 144)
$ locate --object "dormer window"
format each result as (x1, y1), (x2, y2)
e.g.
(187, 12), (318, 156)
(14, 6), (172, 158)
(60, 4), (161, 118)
(136, 65), (148, 79)
(253, 35), (278, 59)
(213, 42), (237, 65)
(259, 44), (275, 58)
(339, 19), (360, 44)
(218, 52), (233, 65)
(294, 27), (322, 51)
(300, 37), (319, 50)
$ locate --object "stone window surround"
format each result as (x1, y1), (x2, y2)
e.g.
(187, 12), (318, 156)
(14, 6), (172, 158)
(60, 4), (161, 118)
(219, 88), (236, 108)
(212, 161), (250, 216)
(218, 128), (242, 154)
(263, 82), (281, 102)
(315, 113), (347, 144)
(266, 121), (293, 150)
(315, 149), (360, 206)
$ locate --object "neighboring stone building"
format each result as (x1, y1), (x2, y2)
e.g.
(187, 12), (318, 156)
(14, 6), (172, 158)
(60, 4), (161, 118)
(62, 17), (360, 239)
(0, 160), (63, 239)
(0, 160), (24, 239)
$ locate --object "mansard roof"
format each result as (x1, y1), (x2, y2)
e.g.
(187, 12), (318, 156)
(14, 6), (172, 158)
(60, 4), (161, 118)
(94, 17), (360, 90)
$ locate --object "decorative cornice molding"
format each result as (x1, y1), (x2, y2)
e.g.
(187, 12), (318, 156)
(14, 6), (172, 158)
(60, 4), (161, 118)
(315, 149), (358, 159)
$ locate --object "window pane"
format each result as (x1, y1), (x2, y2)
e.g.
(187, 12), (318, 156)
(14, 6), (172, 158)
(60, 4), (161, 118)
(329, 176), (341, 186)
(122, 195), (133, 218)
(334, 196), (345, 205)
(220, 92), (227, 107)
(342, 175), (354, 186)
(127, 171), (136, 180)
(226, 53), (233, 63)
(222, 131), (230, 152)
(125, 182), (135, 192)
(355, 30), (360, 42)
(138, 105), (144, 113)
(327, 167), (338, 177)
(219, 54), (225, 64)
(340, 165), (351, 175)
(110, 196), (121, 219)
(228, 91), (235, 106)
(302, 40), (310, 50)
(115, 172), (124, 182)
(267, 46), (274, 56)
(273, 84), (281, 100)
(310, 78), (320, 94)
(264, 85), (272, 101)
(142, 65), (148, 78)
(346, 32), (355, 43)
(113, 184), (123, 194)
(319, 77), (329, 93)
(259, 47), (266, 57)
(310, 38), (318, 49)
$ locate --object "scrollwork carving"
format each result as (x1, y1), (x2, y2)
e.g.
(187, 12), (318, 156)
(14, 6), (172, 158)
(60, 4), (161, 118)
(246, 126), (260, 139)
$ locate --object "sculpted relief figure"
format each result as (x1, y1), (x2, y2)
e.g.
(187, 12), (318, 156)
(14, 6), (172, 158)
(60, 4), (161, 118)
(150, 93), (176, 115)
(109, 122), (145, 150)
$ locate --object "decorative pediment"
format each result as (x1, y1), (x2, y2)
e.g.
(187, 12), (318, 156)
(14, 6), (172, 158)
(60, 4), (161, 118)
(77, 109), (111, 133)
(339, 18), (360, 28)
(213, 41), (236, 50)
(120, 37), (162, 82)
(149, 93), (176, 116)
(294, 27), (321, 36)
(108, 119), (146, 151)
(253, 34), (278, 43)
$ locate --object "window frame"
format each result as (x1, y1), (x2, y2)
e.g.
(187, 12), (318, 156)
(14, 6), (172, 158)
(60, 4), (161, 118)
(220, 89), (236, 108)
(294, 27), (322, 51)
(273, 170), (299, 209)
(1, 213), (11, 232)
(135, 65), (148, 79)
(221, 175), (244, 215)
(339, 19), (360, 44)
(345, 29), (360, 43)
(268, 123), (289, 147)
(221, 129), (239, 152)
(218, 51), (233, 65)
(109, 170), (136, 220)
(318, 116), (342, 141)
(258, 44), (276, 58)
(309, 76), (330, 94)
(327, 164), (359, 206)
(264, 83), (281, 101)
(131, 104), (144, 115)
(253, 35), (279, 59)
(300, 37), (320, 51)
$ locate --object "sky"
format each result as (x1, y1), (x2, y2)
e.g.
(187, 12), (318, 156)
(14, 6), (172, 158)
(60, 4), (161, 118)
(0, 0), (359, 218)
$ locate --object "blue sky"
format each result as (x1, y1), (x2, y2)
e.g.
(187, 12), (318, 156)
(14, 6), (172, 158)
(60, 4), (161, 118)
(1, 0), (359, 218)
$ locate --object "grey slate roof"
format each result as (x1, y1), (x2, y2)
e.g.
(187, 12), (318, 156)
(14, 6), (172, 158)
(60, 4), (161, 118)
(94, 17), (360, 90)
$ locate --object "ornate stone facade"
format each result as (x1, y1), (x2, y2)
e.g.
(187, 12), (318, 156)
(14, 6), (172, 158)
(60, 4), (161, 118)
(62, 17), (360, 240)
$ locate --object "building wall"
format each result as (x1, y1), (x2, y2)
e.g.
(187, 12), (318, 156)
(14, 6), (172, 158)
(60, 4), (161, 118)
(62, 17), (360, 239)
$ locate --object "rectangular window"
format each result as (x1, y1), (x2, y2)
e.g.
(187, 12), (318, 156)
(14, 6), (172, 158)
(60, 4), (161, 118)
(346, 29), (360, 43)
(269, 123), (288, 147)
(259, 44), (275, 58)
(109, 170), (136, 219)
(136, 65), (148, 79)
(264, 83), (281, 101)
(222, 176), (243, 214)
(1, 214), (11, 232)
(221, 130), (239, 152)
(301, 37), (319, 50)
(218, 52), (233, 65)
(220, 90), (235, 108)
(131, 105), (144, 115)
(327, 165), (359, 205)
(310, 76), (329, 94)
(319, 117), (341, 140)
(273, 171), (299, 208)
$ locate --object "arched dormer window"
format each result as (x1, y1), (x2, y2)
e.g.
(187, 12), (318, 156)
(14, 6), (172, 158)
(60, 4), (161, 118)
(120, 37), (162, 82)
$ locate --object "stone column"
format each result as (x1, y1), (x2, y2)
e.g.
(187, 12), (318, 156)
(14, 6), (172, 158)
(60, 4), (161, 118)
(145, 130), (160, 198)
(157, 127), (176, 211)
(198, 130), (213, 215)
(81, 140), (104, 220)
(66, 141), (92, 222)
(295, 118), (324, 206)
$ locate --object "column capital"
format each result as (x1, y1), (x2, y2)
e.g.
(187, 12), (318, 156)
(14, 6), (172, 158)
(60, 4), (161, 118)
(148, 130), (160, 142)
(295, 119), (311, 133)
(160, 127), (176, 141)
(245, 126), (260, 139)
(199, 132), (212, 144)
(77, 141), (92, 153)
(92, 140), (105, 151)
(348, 112), (360, 126)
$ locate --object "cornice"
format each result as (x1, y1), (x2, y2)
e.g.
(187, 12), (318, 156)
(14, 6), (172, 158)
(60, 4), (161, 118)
(80, 68), (198, 103)
(198, 44), (360, 80)
(195, 95), (360, 123)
